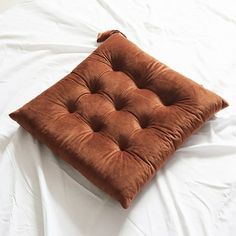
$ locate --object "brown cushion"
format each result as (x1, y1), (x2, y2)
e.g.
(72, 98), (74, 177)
(9, 30), (228, 208)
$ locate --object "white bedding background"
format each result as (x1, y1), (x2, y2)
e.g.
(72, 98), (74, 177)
(0, 0), (236, 235)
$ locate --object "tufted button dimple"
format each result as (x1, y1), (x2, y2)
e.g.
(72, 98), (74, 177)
(125, 70), (146, 90)
(146, 82), (178, 106)
(88, 78), (103, 94)
(117, 135), (130, 151)
(138, 114), (152, 129)
(110, 55), (123, 72)
(67, 101), (77, 113)
(135, 80), (146, 89)
(89, 116), (105, 132)
(112, 64), (118, 71)
(113, 95), (129, 111)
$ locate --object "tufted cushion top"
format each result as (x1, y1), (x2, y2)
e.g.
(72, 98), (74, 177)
(10, 30), (228, 208)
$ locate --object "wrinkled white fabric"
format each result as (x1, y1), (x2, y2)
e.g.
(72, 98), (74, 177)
(0, 0), (236, 235)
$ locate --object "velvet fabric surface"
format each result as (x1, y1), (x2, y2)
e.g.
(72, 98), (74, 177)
(9, 30), (228, 208)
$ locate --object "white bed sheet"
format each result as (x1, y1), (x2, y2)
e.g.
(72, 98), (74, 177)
(0, 0), (236, 235)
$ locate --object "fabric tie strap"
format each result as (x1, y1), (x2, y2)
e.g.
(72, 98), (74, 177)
(97, 29), (126, 42)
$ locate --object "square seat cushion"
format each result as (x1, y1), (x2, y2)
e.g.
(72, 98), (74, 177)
(10, 30), (228, 208)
